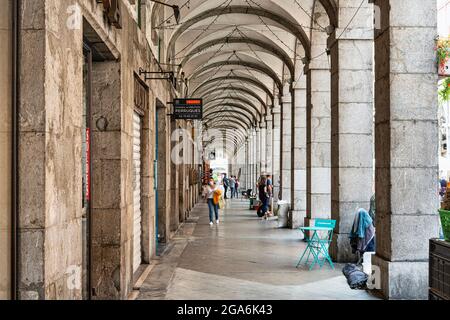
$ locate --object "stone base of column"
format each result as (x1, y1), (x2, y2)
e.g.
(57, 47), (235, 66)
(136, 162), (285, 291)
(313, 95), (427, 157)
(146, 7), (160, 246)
(330, 233), (355, 263)
(372, 255), (429, 300)
(272, 186), (280, 201)
(289, 210), (306, 229)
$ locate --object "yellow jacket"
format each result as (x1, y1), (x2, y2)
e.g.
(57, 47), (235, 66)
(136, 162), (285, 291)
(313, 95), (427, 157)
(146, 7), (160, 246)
(213, 189), (222, 205)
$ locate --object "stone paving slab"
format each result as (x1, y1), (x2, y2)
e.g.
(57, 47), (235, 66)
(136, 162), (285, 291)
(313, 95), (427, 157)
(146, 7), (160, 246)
(137, 199), (380, 300)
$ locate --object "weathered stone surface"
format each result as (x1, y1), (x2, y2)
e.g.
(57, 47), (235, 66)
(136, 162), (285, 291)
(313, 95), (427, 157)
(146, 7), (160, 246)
(373, 0), (439, 300)
(372, 256), (430, 300)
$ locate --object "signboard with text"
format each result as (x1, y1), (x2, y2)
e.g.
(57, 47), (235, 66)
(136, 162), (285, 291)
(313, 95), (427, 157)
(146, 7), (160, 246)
(173, 99), (203, 120)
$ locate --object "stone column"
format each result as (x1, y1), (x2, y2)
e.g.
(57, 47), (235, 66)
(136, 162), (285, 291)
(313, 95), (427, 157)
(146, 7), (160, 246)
(248, 129), (255, 189)
(329, 0), (374, 262)
(17, 0), (84, 299)
(306, 62), (332, 226)
(266, 116), (273, 175)
(372, 0), (440, 300)
(252, 128), (257, 186)
(260, 123), (266, 173)
(272, 104), (282, 200)
(290, 74), (307, 228)
(244, 139), (249, 189)
(256, 127), (261, 178)
(281, 85), (292, 203)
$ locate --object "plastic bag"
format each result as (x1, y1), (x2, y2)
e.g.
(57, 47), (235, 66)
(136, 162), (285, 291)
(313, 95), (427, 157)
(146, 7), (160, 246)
(218, 198), (225, 209)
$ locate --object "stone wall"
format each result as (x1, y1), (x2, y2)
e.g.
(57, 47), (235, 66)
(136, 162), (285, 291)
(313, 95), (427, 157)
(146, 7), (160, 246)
(17, 0), (173, 300)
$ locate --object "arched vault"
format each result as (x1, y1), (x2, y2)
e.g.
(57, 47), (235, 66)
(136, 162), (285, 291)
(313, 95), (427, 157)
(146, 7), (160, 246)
(150, 0), (337, 154)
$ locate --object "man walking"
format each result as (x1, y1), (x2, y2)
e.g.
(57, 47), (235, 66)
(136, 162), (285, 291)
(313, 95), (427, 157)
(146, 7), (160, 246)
(230, 176), (236, 199)
(223, 173), (230, 199)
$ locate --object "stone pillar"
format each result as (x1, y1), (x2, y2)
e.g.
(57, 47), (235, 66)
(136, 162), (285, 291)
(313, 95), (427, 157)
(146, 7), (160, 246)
(241, 139), (248, 189)
(272, 104), (281, 200)
(251, 128), (258, 185)
(17, 0), (84, 299)
(306, 62), (332, 226)
(290, 74), (307, 228)
(266, 116), (273, 175)
(281, 85), (292, 203)
(260, 123), (266, 173)
(248, 130), (255, 189)
(329, 0), (374, 262)
(372, 0), (440, 300)
(256, 127), (261, 178)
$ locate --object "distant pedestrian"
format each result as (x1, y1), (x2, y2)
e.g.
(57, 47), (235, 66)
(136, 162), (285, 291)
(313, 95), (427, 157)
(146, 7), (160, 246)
(230, 176), (236, 199)
(223, 174), (230, 199)
(257, 176), (270, 219)
(234, 178), (240, 198)
(203, 179), (222, 225)
(440, 177), (447, 198)
(266, 175), (273, 215)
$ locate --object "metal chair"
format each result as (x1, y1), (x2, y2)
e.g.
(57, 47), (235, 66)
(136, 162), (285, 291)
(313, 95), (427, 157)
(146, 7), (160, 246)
(297, 219), (336, 270)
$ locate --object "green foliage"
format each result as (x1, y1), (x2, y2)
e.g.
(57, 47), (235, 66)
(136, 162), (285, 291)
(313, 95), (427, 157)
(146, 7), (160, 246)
(437, 39), (450, 67)
(439, 78), (450, 103)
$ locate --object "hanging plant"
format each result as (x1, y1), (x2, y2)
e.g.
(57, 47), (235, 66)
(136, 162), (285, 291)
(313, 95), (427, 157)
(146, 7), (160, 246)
(439, 77), (450, 103)
(436, 39), (450, 67)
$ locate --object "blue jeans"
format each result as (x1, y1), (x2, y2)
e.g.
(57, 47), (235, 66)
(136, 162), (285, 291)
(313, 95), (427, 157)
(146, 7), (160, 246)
(261, 197), (269, 215)
(207, 198), (219, 222)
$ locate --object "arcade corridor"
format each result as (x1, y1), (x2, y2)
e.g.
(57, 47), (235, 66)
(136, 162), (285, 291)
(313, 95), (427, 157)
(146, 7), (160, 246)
(0, 0), (446, 301)
(136, 199), (379, 300)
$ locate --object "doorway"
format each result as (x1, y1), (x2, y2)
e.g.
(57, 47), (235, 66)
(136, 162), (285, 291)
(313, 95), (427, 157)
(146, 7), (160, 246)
(132, 111), (143, 274)
(82, 41), (93, 300)
(156, 100), (169, 248)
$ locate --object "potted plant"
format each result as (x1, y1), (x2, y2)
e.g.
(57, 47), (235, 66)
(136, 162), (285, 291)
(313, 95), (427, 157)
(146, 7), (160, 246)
(437, 39), (450, 76)
(440, 186), (450, 241)
(439, 77), (450, 103)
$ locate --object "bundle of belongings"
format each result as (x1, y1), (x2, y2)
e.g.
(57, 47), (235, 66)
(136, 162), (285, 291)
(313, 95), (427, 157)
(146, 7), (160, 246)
(342, 208), (376, 290)
(349, 208), (375, 255)
(342, 264), (368, 290)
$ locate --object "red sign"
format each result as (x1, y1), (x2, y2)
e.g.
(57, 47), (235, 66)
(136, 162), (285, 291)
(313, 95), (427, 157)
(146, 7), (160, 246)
(86, 128), (91, 201)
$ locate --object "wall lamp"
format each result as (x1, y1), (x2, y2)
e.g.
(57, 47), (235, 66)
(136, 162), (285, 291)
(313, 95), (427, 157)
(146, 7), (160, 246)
(149, 0), (181, 24)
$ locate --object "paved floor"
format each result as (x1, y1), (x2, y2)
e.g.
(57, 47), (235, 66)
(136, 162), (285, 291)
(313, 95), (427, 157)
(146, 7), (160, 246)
(137, 199), (380, 300)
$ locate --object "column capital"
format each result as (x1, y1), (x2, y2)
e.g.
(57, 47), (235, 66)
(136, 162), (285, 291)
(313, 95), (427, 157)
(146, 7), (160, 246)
(272, 106), (281, 114)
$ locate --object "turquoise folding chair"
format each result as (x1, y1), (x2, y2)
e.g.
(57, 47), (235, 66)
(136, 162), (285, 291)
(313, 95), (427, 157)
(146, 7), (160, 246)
(297, 219), (336, 270)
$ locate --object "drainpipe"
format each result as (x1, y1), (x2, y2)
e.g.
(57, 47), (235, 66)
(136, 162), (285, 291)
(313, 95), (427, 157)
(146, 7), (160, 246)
(12, 0), (21, 300)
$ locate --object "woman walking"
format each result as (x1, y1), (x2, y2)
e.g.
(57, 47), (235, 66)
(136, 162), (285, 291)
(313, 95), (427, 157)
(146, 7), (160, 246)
(203, 179), (222, 225)
(257, 176), (270, 220)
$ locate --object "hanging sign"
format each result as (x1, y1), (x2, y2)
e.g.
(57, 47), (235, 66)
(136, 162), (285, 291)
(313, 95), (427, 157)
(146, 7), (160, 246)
(173, 99), (203, 120)
(86, 128), (91, 202)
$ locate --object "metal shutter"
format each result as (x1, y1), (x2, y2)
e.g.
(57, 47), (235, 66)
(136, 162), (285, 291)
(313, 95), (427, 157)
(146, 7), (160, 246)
(133, 112), (142, 273)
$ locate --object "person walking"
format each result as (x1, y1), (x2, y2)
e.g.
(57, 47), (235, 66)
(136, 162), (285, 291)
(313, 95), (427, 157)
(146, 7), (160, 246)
(229, 176), (236, 199)
(266, 175), (273, 216)
(257, 176), (270, 219)
(203, 179), (221, 225)
(223, 174), (230, 199)
(234, 178), (240, 199)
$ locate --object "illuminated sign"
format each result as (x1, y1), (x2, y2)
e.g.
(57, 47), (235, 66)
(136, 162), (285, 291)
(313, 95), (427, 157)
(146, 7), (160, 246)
(173, 98), (203, 120)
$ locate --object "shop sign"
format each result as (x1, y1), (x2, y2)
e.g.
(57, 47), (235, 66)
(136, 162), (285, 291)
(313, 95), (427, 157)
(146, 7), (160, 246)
(173, 99), (203, 120)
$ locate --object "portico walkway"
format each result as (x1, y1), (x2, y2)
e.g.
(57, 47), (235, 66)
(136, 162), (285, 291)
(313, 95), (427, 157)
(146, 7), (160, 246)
(137, 199), (379, 300)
